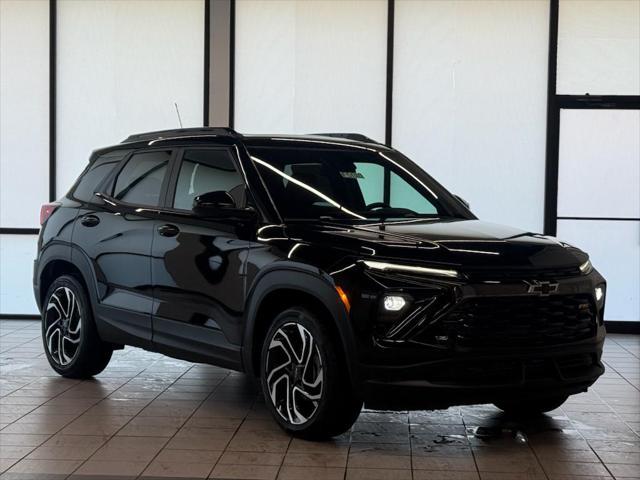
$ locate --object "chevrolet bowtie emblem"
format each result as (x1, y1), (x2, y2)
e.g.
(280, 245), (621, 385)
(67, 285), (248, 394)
(525, 280), (559, 296)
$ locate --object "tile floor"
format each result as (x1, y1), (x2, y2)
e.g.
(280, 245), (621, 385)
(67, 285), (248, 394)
(0, 319), (638, 480)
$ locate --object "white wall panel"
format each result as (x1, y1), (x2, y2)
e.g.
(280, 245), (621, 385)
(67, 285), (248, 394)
(235, 0), (387, 142)
(56, 0), (204, 195)
(0, 235), (39, 314)
(557, 220), (639, 322)
(558, 0), (640, 95)
(558, 109), (640, 219)
(0, 0), (49, 228)
(393, 0), (549, 233)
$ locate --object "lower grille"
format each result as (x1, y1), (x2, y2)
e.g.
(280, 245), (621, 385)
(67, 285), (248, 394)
(417, 295), (596, 348)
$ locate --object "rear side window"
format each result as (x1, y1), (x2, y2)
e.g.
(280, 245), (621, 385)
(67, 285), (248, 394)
(112, 151), (171, 206)
(172, 149), (245, 211)
(71, 149), (132, 202)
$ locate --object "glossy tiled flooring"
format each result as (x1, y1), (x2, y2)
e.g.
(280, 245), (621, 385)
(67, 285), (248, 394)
(0, 320), (638, 480)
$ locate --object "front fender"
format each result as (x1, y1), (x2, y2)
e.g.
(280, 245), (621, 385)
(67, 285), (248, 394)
(242, 264), (361, 388)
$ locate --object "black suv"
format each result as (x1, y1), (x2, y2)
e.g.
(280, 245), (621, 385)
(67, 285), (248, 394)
(34, 128), (606, 438)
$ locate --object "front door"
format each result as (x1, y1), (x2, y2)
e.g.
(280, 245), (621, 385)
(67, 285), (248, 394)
(151, 147), (251, 369)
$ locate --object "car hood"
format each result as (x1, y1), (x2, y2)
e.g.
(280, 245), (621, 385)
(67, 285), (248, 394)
(284, 218), (588, 270)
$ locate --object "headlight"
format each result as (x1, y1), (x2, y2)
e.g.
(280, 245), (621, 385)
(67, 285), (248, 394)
(361, 260), (459, 278)
(383, 295), (407, 311)
(579, 259), (593, 275)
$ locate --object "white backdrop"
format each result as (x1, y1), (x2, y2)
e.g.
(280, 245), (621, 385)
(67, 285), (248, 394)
(0, 0), (49, 314)
(0, 235), (37, 313)
(558, 0), (640, 95)
(0, 0), (49, 229)
(235, 0), (387, 142)
(557, 109), (640, 322)
(392, 0), (550, 233)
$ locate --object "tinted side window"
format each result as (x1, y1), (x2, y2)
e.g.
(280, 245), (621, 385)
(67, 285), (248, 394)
(72, 149), (132, 202)
(173, 149), (244, 211)
(113, 151), (171, 206)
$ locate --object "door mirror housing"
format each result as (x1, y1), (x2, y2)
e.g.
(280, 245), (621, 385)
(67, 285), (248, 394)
(192, 190), (257, 222)
(193, 191), (236, 217)
(454, 194), (470, 209)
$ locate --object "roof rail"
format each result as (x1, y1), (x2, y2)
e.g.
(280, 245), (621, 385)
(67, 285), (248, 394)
(310, 133), (380, 144)
(122, 127), (240, 144)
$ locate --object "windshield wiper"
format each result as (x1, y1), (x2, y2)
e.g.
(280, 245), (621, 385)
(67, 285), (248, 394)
(364, 207), (420, 219)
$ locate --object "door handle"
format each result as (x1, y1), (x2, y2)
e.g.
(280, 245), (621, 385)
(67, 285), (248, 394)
(157, 224), (179, 237)
(80, 214), (100, 227)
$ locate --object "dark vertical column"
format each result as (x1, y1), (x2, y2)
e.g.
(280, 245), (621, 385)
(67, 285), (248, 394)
(384, 0), (395, 146)
(49, 0), (57, 201)
(543, 0), (559, 236)
(229, 0), (235, 128)
(207, 0), (234, 127)
(203, 0), (211, 126)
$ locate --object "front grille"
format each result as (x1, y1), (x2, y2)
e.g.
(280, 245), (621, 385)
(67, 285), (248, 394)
(418, 295), (596, 348)
(464, 266), (581, 281)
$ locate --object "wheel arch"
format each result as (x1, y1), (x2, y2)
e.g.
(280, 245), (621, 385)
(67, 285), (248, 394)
(36, 245), (99, 316)
(242, 267), (360, 388)
(39, 259), (86, 306)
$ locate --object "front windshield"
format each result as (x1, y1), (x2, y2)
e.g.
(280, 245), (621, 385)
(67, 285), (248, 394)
(249, 145), (458, 221)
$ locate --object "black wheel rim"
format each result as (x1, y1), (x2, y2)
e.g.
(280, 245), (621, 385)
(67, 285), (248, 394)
(44, 286), (82, 366)
(265, 322), (324, 425)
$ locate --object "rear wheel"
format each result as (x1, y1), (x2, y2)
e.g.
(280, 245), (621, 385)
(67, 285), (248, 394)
(260, 307), (362, 439)
(42, 275), (112, 378)
(494, 395), (568, 416)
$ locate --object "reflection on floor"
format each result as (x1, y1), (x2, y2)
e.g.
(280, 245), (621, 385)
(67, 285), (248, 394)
(0, 319), (638, 480)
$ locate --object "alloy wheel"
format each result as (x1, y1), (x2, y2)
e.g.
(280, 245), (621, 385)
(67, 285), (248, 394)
(265, 322), (324, 425)
(44, 286), (82, 366)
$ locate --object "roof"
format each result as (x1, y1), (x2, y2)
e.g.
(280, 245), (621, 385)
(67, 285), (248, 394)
(122, 127), (240, 143)
(120, 128), (384, 148)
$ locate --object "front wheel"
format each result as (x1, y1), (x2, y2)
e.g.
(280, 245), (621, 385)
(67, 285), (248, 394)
(42, 275), (113, 378)
(260, 307), (362, 439)
(494, 395), (568, 416)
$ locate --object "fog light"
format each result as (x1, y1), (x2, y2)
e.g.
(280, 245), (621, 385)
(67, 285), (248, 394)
(383, 295), (406, 311)
(595, 286), (604, 302)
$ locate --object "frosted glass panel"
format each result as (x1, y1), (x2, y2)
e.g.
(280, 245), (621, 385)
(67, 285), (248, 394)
(557, 219), (639, 322)
(393, 0), (549, 232)
(235, 0), (386, 142)
(0, 0), (49, 228)
(0, 235), (39, 315)
(57, 0), (204, 196)
(558, 110), (640, 219)
(558, 0), (640, 95)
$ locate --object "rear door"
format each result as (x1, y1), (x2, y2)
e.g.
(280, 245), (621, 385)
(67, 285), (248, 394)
(150, 147), (252, 369)
(72, 149), (173, 348)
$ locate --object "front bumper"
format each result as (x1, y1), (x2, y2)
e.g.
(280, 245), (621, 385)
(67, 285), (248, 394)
(333, 263), (607, 410)
(360, 331), (605, 410)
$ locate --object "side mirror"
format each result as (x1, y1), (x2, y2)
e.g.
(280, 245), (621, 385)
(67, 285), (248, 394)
(193, 191), (236, 217)
(454, 194), (470, 209)
(192, 190), (257, 222)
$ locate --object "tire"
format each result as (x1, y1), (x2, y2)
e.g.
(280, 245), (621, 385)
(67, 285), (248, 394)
(494, 395), (568, 416)
(260, 306), (362, 439)
(42, 275), (112, 378)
